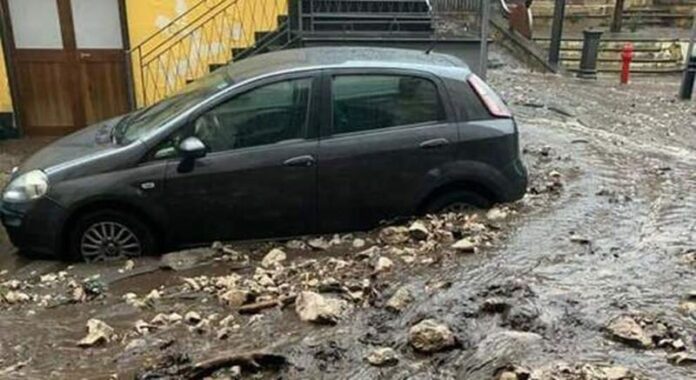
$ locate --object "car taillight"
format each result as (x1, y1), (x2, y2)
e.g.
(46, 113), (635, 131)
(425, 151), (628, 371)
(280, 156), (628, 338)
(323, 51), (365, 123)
(467, 74), (512, 118)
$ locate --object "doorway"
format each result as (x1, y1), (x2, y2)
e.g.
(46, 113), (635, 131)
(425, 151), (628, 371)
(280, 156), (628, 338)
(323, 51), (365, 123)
(1, 0), (131, 136)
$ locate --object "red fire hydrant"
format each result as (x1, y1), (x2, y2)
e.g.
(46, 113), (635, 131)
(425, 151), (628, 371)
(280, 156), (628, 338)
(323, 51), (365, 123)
(620, 43), (634, 85)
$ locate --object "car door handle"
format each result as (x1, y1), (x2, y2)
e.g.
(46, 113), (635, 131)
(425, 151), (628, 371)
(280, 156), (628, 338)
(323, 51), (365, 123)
(283, 155), (316, 167)
(420, 138), (450, 149)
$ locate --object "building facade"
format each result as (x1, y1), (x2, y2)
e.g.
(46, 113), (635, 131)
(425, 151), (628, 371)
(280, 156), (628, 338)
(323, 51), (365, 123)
(0, 0), (285, 137)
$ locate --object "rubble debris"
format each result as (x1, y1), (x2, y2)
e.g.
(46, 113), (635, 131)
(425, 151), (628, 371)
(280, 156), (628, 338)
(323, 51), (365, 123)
(186, 351), (288, 379)
(308, 237), (331, 251)
(238, 294), (296, 315)
(365, 347), (399, 367)
(261, 248), (287, 268)
(78, 319), (115, 348)
(408, 319), (457, 353)
(606, 315), (653, 349)
(219, 289), (250, 308)
(374, 256), (394, 273)
(408, 221), (429, 241)
(487, 207), (508, 221)
(667, 352), (696, 366)
(452, 238), (477, 253)
(295, 291), (349, 324)
(185, 311), (202, 325)
(385, 286), (413, 313)
(379, 226), (410, 245)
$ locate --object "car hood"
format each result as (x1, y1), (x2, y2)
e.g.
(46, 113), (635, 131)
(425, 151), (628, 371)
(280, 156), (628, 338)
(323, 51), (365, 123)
(17, 116), (126, 176)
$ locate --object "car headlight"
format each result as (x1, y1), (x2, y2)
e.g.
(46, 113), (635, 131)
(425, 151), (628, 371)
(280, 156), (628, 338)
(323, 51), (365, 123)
(2, 170), (49, 203)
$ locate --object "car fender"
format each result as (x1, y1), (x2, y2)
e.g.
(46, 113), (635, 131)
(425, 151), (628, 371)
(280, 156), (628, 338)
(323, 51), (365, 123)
(416, 160), (511, 206)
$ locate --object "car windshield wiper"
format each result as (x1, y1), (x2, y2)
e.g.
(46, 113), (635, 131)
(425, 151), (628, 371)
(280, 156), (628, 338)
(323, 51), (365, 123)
(111, 104), (155, 144)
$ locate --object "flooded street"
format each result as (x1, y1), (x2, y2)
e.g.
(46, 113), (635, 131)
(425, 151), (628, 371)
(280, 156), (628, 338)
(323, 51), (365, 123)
(1, 68), (695, 379)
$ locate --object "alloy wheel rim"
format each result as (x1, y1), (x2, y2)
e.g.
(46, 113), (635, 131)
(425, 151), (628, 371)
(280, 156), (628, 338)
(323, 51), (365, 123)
(80, 222), (142, 262)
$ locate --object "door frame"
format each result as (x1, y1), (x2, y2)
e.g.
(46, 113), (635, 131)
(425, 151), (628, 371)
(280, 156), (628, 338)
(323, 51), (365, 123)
(0, 0), (133, 136)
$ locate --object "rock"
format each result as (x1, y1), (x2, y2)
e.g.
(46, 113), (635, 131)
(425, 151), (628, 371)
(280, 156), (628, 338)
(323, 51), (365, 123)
(452, 238), (477, 253)
(285, 240), (307, 250)
(408, 319), (457, 353)
(379, 226), (410, 245)
(262, 248), (287, 268)
(602, 366), (633, 380)
(184, 311), (202, 325)
(134, 320), (156, 335)
(160, 248), (217, 271)
(122, 260), (135, 271)
(78, 319), (115, 347)
(355, 246), (380, 260)
(150, 312), (182, 326)
(3, 291), (30, 304)
(308, 237), (331, 251)
(498, 371), (518, 380)
(408, 221), (429, 241)
(374, 257), (394, 273)
(365, 347), (399, 367)
(219, 289), (249, 308)
(486, 208), (508, 221)
(144, 289), (161, 302)
(607, 315), (653, 349)
(667, 352), (696, 366)
(352, 238), (366, 249)
(125, 339), (148, 352)
(481, 298), (509, 314)
(386, 286), (413, 312)
(295, 291), (349, 325)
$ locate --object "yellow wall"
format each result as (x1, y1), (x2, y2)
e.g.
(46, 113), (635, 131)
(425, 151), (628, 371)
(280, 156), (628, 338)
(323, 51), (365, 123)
(0, 39), (11, 113)
(0, 0), (286, 114)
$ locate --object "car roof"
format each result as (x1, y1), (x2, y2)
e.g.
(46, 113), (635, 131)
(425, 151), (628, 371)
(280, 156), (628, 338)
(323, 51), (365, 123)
(223, 47), (471, 83)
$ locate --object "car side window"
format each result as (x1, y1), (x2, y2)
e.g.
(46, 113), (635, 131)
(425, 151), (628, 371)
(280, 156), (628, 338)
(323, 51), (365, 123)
(194, 78), (313, 152)
(331, 74), (445, 135)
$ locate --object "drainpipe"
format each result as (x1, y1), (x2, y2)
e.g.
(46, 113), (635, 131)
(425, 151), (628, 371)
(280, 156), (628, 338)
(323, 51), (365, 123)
(479, 0), (491, 79)
(548, 0), (566, 69)
(610, 0), (625, 33)
(680, 13), (696, 100)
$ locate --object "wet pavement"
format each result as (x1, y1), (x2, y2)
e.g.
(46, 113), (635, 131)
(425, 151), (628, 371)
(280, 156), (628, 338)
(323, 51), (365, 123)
(0, 67), (695, 379)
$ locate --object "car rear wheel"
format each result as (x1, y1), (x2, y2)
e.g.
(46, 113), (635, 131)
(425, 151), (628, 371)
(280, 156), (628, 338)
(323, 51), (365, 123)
(68, 210), (156, 263)
(423, 190), (492, 215)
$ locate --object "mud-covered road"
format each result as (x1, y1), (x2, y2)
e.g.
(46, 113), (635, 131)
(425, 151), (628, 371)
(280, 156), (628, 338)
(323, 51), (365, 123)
(1, 67), (695, 379)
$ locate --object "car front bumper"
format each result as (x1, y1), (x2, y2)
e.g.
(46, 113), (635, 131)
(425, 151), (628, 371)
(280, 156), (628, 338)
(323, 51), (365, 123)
(0, 198), (67, 258)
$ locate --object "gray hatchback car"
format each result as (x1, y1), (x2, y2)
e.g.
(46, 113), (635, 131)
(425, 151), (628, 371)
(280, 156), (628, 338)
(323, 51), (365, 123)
(1, 47), (527, 262)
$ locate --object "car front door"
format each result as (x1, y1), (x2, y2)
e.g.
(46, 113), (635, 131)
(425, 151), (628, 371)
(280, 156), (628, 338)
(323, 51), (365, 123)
(161, 74), (320, 245)
(317, 70), (457, 233)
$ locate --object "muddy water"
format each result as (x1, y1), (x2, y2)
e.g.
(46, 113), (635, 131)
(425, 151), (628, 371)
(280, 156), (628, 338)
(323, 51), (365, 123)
(1, 73), (695, 379)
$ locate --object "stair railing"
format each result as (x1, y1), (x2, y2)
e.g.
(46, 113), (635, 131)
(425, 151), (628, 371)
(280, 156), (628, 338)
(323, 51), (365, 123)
(128, 0), (287, 107)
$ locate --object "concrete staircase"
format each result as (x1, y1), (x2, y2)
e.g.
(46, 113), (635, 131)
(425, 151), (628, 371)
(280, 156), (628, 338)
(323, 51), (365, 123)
(534, 36), (685, 73)
(624, 0), (696, 29)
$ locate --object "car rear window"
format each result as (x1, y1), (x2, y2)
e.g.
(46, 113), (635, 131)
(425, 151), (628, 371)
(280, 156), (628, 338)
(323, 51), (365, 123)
(331, 75), (445, 135)
(446, 78), (492, 122)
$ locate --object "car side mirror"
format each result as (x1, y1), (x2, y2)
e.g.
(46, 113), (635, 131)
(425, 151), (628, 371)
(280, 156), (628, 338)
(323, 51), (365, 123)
(179, 137), (207, 159)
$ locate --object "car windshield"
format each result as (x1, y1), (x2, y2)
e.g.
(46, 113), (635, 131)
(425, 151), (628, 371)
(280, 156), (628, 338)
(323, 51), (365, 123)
(114, 70), (231, 145)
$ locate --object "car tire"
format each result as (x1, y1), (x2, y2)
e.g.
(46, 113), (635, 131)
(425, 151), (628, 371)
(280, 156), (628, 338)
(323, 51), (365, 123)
(68, 209), (156, 263)
(423, 190), (492, 215)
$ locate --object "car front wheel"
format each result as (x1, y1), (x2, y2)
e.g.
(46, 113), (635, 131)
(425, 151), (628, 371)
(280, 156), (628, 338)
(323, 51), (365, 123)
(424, 190), (492, 215)
(68, 210), (156, 263)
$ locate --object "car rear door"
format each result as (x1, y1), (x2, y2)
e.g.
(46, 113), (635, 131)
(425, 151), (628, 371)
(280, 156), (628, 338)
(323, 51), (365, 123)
(317, 69), (458, 233)
(161, 73), (321, 245)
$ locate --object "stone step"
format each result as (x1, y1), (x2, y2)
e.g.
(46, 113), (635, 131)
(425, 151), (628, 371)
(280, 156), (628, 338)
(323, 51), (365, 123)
(534, 38), (683, 52)
(559, 60), (684, 73)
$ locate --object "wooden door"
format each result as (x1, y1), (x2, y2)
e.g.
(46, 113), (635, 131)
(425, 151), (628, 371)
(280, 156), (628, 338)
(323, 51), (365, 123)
(2, 0), (130, 136)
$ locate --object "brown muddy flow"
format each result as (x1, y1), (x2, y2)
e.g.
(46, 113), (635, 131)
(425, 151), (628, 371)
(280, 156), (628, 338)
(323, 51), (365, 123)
(1, 70), (695, 379)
